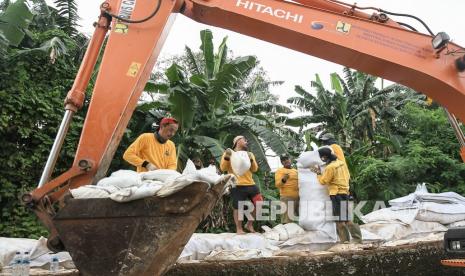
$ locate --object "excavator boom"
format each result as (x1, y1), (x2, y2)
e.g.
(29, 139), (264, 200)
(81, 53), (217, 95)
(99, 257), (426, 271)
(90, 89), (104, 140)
(24, 0), (465, 275)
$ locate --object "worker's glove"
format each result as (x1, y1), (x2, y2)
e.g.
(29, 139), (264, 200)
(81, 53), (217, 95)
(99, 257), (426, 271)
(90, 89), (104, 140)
(309, 166), (321, 175)
(282, 173), (290, 183)
(224, 148), (233, 161)
(146, 163), (157, 171)
(247, 151), (254, 162)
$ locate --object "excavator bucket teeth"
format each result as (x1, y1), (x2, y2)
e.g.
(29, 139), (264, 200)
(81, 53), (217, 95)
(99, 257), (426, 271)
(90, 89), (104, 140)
(52, 177), (229, 276)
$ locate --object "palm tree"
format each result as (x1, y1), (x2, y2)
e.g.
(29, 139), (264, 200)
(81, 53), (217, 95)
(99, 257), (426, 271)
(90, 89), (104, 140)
(287, 67), (425, 154)
(52, 0), (79, 37)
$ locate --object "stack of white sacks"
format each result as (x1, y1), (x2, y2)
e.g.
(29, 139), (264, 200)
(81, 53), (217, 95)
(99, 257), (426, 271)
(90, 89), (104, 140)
(70, 160), (227, 202)
(180, 146), (464, 260)
(360, 183), (465, 245)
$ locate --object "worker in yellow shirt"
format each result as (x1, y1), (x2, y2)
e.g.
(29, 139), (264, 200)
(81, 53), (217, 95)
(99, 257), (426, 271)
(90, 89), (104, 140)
(123, 117), (178, 172)
(220, 135), (261, 234)
(275, 155), (299, 224)
(311, 147), (362, 243)
(319, 132), (350, 179)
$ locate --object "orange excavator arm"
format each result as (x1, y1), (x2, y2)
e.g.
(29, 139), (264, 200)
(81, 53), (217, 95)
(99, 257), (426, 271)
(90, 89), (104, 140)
(24, 0), (465, 263)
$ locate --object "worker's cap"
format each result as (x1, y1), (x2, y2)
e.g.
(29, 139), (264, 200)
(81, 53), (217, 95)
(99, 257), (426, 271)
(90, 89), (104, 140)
(232, 135), (245, 148)
(160, 117), (178, 125)
(320, 132), (335, 141)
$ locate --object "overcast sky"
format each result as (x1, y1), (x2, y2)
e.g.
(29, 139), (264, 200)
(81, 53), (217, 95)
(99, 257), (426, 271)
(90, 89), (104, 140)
(73, 0), (464, 103)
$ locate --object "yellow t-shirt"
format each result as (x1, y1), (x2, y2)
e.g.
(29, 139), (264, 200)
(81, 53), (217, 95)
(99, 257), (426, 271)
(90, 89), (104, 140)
(220, 151), (258, 186)
(330, 144), (350, 180)
(275, 167), (299, 198)
(123, 133), (177, 172)
(317, 159), (350, 195)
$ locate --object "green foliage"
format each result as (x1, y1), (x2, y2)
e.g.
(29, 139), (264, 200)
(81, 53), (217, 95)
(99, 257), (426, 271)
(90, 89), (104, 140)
(352, 105), (465, 208)
(0, 3), (85, 237)
(0, 0), (33, 48)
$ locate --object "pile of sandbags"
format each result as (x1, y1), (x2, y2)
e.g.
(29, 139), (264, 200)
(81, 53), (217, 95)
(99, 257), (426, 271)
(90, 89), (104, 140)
(178, 233), (279, 261)
(360, 184), (463, 242)
(71, 160), (227, 202)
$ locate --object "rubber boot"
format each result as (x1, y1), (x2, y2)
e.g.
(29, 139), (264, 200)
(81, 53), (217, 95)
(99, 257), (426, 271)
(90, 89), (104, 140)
(336, 222), (350, 243)
(347, 221), (362, 243)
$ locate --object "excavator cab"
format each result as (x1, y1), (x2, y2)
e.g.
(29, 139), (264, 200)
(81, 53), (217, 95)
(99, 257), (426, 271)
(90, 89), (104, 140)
(23, 0), (465, 275)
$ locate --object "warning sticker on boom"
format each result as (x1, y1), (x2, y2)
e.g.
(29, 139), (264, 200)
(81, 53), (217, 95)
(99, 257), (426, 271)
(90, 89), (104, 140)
(127, 62), (141, 77)
(114, 0), (137, 34)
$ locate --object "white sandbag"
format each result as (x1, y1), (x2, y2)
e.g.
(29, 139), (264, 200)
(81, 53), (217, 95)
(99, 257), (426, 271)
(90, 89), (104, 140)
(204, 248), (273, 261)
(361, 207), (419, 224)
(70, 185), (112, 199)
(414, 202), (465, 224)
(419, 192), (465, 205)
(182, 159), (197, 175)
(261, 226), (280, 241)
(389, 193), (416, 208)
(230, 151), (251, 176)
(280, 230), (336, 246)
(416, 210), (465, 224)
(447, 220), (465, 228)
(110, 181), (164, 202)
(421, 202), (465, 214)
(361, 221), (410, 241)
(110, 169), (139, 178)
(156, 174), (197, 197)
(361, 220), (447, 241)
(283, 223), (305, 238)
(179, 233), (275, 261)
(382, 232), (444, 247)
(298, 166), (337, 242)
(389, 189), (465, 207)
(408, 220), (447, 235)
(361, 229), (384, 242)
(140, 169), (181, 182)
(197, 165), (222, 184)
(97, 170), (141, 189)
(273, 224), (289, 241)
(296, 150), (324, 168)
(260, 223), (304, 241)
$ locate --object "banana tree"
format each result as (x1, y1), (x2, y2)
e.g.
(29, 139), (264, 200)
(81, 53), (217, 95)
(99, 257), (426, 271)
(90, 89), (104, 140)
(146, 29), (296, 171)
(0, 0), (33, 51)
(287, 68), (424, 153)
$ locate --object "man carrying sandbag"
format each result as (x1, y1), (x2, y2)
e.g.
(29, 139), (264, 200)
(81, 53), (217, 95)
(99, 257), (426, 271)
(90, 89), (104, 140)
(275, 155), (299, 223)
(221, 135), (261, 234)
(311, 147), (362, 243)
(123, 117), (178, 172)
(319, 132), (350, 179)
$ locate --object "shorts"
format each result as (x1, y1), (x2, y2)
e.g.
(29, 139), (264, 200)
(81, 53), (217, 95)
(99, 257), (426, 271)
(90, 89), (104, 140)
(231, 185), (262, 209)
(330, 194), (351, 222)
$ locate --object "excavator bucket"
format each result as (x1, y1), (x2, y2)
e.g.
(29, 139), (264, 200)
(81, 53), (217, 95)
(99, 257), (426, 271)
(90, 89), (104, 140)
(51, 176), (230, 276)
